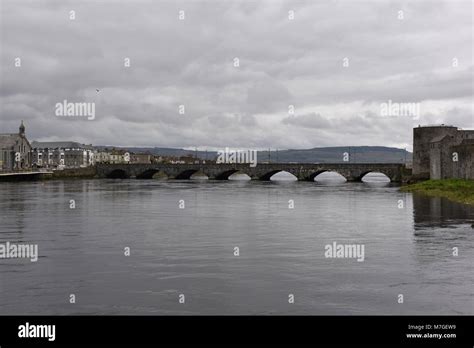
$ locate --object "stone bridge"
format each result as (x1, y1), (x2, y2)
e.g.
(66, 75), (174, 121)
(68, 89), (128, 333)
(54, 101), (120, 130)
(96, 163), (410, 182)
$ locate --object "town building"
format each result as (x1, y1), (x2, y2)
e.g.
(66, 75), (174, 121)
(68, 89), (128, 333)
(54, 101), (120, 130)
(130, 153), (152, 164)
(0, 121), (32, 171)
(95, 149), (153, 164)
(95, 148), (130, 164)
(31, 141), (95, 169)
(95, 150), (111, 164)
(413, 125), (474, 180)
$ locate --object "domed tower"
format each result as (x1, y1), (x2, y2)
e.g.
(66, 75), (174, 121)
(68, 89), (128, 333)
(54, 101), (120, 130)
(19, 120), (25, 137)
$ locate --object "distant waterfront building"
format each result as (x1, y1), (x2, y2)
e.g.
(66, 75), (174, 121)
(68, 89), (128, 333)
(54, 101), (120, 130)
(95, 149), (152, 164)
(0, 121), (32, 171)
(31, 141), (95, 169)
(95, 148), (130, 164)
(130, 153), (152, 164)
(152, 155), (164, 163)
(413, 125), (474, 180)
(95, 150), (111, 164)
(178, 154), (200, 164)
(109, 149), (128, 164)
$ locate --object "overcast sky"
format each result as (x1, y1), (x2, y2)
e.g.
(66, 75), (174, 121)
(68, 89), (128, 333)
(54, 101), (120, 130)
(1, 0), (472, 151)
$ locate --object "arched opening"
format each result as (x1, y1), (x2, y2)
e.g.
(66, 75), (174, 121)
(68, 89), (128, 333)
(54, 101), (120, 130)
(190, 171), (209, 180)
(262, 170), (297, 181)
(228, 172), (251, 181)
(215, 170), (239, 180)
(175, 170), (200, 180)
(175, 170), (209, 180)
(260, 170), (281, 181)
(215, 170), (251, 180)
(107, 169), (129, 179)
(360, 172), (391, 183)
(152, 171), (169, 180)
(136, 169), (168, 180)
(312, 171), (347, 183)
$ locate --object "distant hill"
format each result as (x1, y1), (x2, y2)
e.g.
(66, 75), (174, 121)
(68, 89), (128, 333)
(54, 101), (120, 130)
(259, 146), (411, 163)
(96, 145), (412, 163)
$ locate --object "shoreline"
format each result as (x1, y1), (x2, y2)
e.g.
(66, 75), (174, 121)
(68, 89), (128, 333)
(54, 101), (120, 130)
(400, 179), (474, 205)
(0, 167), (97, 182)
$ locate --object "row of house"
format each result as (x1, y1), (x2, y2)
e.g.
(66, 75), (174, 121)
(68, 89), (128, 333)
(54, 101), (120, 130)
(0, 122), (153, 171)
(95, 148), (153, 165)
(31, 141), (95, 169)
(2, 122), (226, 172)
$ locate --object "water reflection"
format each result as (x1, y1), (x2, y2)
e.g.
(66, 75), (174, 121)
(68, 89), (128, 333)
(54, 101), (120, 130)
(362, 172), (391, 183)
(412, 194), (474, 230)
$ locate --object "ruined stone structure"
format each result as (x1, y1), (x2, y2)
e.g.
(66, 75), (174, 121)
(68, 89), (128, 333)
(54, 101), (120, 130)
(412, 125), (474, 180)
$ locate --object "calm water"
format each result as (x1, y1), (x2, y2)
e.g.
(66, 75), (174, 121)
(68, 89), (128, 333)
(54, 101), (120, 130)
(0, 176), (473, 315)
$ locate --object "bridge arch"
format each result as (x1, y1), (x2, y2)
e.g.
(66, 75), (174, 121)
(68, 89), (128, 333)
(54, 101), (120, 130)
(175, 169), (208, 180)
(311, 170), (347, 182)
(307, 170), (328, 181)
(260, 170), (282, 181)
(216, 170), (239, 180)
(215, 170), (251, 180)
(136, 169), (168, 179)
(359, 171), (391, 182)
(260, 170), (298, 181)
(228, 172), (251, 180)
(107, 169), (130, 179)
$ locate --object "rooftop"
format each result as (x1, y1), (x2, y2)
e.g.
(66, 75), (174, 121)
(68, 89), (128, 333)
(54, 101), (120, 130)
(417, 124), (457, 128)
(31, 141), (93, 150)
(0, 133), (23, 149)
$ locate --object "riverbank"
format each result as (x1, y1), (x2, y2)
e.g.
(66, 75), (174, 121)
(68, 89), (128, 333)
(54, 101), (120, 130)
(401, 179), (474, 205)
(51, 166), (97, 179)
(0, 167), (98, 181)
(0, 171), (53, 182)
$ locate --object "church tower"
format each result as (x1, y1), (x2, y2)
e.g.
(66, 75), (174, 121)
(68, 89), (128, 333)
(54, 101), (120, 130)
(19, 120), (25, 136)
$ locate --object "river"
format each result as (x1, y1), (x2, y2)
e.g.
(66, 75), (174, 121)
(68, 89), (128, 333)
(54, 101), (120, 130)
(0, 174), (473, 314)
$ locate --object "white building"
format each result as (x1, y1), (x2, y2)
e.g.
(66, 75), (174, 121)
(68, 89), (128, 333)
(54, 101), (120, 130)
(31, 141), (95, 169)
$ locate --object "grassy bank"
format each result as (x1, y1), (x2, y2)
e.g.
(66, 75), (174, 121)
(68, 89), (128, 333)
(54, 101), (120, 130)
(401, 179), (474, 205)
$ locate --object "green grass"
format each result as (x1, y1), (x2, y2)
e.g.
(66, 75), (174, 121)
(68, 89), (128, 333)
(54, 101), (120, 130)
(401, 179), (474, 205)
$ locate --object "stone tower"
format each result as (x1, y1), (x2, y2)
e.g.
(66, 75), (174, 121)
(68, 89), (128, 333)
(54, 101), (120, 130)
(412, 125), (458, 179)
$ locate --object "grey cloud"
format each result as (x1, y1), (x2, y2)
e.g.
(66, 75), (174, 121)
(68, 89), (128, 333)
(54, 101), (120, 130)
(0, 0), (472, 149)
(282, 113), (333, 129)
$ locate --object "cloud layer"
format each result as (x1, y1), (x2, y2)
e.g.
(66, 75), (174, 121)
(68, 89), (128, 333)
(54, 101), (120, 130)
(1, 0), (472, 151)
